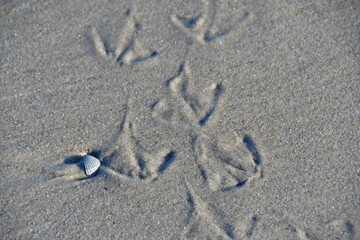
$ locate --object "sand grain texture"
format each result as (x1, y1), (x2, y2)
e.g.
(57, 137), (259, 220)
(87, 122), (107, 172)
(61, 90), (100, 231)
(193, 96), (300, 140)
(1, 0), (359, 239)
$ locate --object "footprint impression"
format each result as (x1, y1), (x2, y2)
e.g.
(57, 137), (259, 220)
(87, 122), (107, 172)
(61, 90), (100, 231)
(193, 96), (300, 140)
(151, 64), (263, 192)
(170, 0), (252, 44)
(91, 9), (158, 66)
(48, 107), (176, 184)
(181, 180), (235, 239)
(49, 1), (259, 191)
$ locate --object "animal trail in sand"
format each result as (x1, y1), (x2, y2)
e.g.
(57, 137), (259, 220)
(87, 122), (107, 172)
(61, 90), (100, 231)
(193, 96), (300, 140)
(91, 10), (157, 65)
(153, 63), (223, 128)
(170, 0), (253, 44)
(49, 1), (259, 190)
(103, 119), (177, 182)
(151, 64), (263, 192)
(181, 180), (235, 239)
(47, 107), (176, 184)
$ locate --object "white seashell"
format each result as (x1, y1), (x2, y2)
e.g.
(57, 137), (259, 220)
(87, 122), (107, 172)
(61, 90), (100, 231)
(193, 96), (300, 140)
(83, 155), (101, 176)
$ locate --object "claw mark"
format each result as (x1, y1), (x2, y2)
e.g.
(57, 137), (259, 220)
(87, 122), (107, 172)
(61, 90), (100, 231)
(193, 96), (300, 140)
(91, 27), (107, 57)
(245, 215), (258, 237)
(243, 135), (261, 166)
(203, 29), (231, 43)
(242, 135), (263, 178)
(180, 15), (202, 29)
(157, 151), (176, 174)
(131, 51), (158, 64)
(220, 180), (247, 192)
(166, 63), (185, 87)
(235, 214), (259, 239)
(198, 83), (223, 126)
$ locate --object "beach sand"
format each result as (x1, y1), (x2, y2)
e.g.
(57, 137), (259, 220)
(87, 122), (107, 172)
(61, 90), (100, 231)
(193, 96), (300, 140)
(1, 0), (359, 239)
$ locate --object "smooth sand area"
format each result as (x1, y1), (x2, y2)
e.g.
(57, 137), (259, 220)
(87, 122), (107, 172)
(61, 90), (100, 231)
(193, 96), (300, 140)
(1, 0), (359, 239)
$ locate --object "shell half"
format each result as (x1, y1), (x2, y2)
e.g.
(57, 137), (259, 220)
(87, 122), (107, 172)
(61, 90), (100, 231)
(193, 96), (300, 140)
(83, 155), (101, 176)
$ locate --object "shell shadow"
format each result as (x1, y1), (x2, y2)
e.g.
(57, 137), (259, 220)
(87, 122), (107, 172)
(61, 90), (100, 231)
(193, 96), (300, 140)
(88, 150), (102, 159)
(63, 155), (83, 164)
(101, 151), (118, 167)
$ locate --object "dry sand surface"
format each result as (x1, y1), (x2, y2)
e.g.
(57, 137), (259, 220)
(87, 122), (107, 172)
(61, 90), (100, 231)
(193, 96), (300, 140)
(1, 0), (359, 239)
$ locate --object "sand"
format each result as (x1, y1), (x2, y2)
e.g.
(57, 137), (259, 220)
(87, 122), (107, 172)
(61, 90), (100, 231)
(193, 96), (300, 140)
(1, 0), (359, 239)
